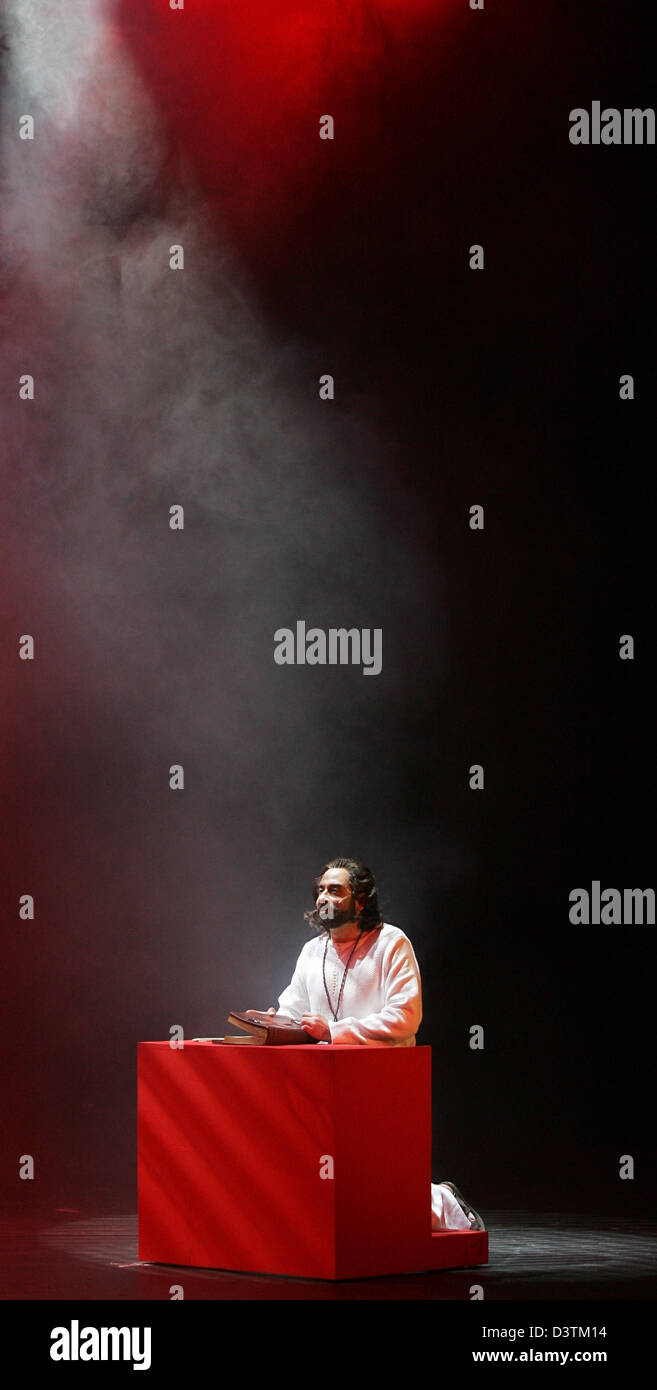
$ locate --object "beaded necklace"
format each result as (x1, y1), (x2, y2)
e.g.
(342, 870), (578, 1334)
(322, 928), (364, 1021)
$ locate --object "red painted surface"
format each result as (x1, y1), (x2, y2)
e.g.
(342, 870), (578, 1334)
(138, 1042), (487, 1280)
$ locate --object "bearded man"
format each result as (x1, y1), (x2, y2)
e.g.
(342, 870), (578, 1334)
(251, 857), (484, 1232)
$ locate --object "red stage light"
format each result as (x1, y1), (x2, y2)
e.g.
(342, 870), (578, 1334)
(115, 0), (454, 264)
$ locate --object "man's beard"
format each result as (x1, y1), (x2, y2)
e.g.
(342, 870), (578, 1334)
(308, 900), (358, 933)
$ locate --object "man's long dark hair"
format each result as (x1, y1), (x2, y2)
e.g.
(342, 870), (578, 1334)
(305, 858), (383, 935)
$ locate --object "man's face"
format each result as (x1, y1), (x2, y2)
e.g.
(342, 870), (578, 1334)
(315, 868), (359, 929)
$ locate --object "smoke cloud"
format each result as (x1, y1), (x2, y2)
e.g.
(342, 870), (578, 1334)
(1, 0), (460, 1168)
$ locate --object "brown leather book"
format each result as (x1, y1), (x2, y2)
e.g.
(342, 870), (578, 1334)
(227, 1011), (319, 1045)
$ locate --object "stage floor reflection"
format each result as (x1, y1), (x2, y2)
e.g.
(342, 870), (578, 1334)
(2, 1209), (656, 1300)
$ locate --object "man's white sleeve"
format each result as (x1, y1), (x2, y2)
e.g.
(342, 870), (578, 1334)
(328, 937), (422, 1045)
(276, 947), (310, 1022)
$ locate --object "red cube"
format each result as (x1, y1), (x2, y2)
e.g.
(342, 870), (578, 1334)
(138, 1041), (487, 1280)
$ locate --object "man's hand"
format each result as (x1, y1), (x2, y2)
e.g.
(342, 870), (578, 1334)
(300, 1012), (332, 1042)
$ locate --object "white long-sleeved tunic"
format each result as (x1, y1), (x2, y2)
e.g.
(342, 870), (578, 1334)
(276, 922), (422, 1046)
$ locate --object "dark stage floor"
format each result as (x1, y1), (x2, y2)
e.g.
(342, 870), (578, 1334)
(2, 1209), (656, 1300)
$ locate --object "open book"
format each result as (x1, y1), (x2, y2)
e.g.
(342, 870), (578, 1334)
(192, 1012), (319, 1046)
(226, 1011), (319, 1045)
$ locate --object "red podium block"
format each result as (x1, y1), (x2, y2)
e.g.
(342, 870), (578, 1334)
(138, 1041), (487, 1281)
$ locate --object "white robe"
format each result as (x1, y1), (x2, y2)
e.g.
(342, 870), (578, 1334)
(277, 921), (422, 1045)
(276, 922), (472, 1230)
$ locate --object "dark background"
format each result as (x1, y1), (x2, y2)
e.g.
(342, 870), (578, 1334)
(2, 0), (654, 1223)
